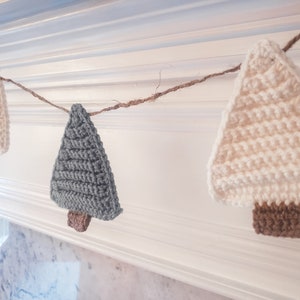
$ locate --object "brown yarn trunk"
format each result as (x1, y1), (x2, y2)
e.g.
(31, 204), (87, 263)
(67, 211), (92, 232)
(253, 202), (300, 238)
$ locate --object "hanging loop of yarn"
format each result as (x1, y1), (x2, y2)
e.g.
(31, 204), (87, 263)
(0, 32), (299, 116)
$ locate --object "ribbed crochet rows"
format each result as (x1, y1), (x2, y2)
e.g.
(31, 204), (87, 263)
(208, 39), (300, 237)
(51, 104), (122, 231)
(0, 80), (9, 154)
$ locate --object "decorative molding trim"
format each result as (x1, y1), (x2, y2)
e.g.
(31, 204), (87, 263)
(1, 0), (299, 133)
(2, 30), (299, 84)
(1, 2), (300, 299)
(0, 178), (299, 300)
(2, 30), (299, 131)
(8, 103), (222, 132)
(1, 1), (299, 67)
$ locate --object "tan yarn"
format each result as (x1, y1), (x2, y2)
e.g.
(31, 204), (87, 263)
(208, 39), (300, 237)
(0, 80), (9, 154)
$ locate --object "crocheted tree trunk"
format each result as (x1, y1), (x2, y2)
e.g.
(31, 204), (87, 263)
(51, 104), (122, 232)
(208, 39), (300, 237)
(67, 211), (91, 232)
(253, 203), (300, 237)
(0, 80), (9, 154)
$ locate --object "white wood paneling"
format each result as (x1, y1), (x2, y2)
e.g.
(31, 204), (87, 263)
(0, 1), (300, 299)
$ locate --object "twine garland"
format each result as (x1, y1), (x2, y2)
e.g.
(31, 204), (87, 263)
(0, 33), (299, 116)
(1, 33), (300, 234)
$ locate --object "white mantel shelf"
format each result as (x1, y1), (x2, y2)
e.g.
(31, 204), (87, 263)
(0, 1), (300, 299)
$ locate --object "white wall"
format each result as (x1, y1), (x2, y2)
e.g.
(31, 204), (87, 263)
(0, 1), (300, 299)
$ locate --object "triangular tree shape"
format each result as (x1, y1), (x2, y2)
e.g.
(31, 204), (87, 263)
(208, 40), (300, 237)
(51, 104), (122, 232)
(0, 80), (9, 154)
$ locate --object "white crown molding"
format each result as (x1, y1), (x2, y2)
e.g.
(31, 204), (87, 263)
(1, 1), (299, 134)
(2, 29), (299, 131)
(2, 30), (299, 81)
(0, 1), (299, 65)
(1, 2), (300, 299)
(0, 178), (299, 300)
(7, 102), (222, 132)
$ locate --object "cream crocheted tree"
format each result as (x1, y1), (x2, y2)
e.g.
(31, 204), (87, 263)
(0, 80), (9, 154)
(208, 39), (300, 237)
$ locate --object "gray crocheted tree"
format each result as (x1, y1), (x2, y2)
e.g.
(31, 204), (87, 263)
(50, 104), (123, 232)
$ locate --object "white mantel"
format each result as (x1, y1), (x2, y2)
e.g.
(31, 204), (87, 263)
(0, 1), (300, 299)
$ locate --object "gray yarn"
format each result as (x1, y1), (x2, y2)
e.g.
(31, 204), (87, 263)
(50, 103), (123, 220)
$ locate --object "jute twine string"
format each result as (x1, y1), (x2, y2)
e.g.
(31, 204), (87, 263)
(0, 33), (299, 116)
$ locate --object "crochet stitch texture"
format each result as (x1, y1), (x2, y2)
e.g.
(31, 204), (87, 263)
(0, 80), (9, 154)
(51, 103), (123, 221)
(208, 39), (300, 237)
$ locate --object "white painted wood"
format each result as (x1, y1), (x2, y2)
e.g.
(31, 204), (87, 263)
(1, 177), (300, 300)
(0, 1), (300, 299)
